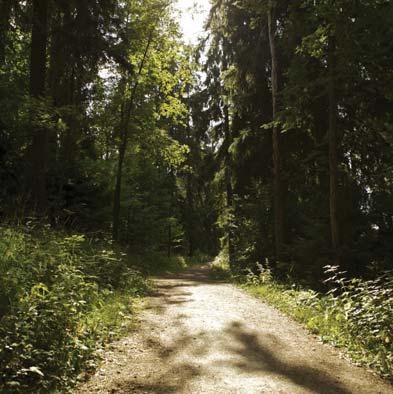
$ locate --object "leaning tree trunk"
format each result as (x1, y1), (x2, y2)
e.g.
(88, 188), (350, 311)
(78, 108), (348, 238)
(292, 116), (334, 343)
(267, 0), (285, 260)
(30, 0), (49, 213)
(328, 35), (340, 263)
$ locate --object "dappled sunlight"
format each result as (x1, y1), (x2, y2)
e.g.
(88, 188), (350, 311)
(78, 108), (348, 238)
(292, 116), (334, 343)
(112, 316), (352, 393)
(78, 266), (392, 394)
(1, 0), (391, 390)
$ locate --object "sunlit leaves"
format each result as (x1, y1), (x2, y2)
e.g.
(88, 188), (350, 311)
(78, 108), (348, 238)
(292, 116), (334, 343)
(297, 26), (329, 60)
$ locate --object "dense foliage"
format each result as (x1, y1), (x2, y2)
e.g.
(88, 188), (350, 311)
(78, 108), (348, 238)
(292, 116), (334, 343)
(0, 0), (207, 256)
(0, 225), (149, 392)
(0, 0), (392, 389)
(201, 0), (393, 280)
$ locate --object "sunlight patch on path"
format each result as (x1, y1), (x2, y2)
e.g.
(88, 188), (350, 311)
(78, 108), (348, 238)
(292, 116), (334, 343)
(77, 266), (393, 394)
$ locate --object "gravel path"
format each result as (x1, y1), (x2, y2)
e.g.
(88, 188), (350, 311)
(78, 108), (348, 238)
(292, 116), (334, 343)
(77, 265), (393, 394)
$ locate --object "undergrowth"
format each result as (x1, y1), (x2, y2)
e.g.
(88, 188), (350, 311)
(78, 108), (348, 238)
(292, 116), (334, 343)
(0, 225), (150, 393)
(210, 250), (233, 280)
(136, 250), (211, 275)
(211, 255), (393, 379)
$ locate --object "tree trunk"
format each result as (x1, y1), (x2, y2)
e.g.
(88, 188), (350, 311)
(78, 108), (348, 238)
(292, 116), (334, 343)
(0, 0), (12, 65)
(30, 0), (49, 213)
(328, 35), (340, 262)
(168, 224), (172, 258)
(0, 0), (12, 154)
(226, 166), (235, 268)
(112, 133), (127, 241)
(186, 175), (196, 257)
(267, 0), (285, 260)
(112, 32), (153, 241)
(224, 102), (235, 269)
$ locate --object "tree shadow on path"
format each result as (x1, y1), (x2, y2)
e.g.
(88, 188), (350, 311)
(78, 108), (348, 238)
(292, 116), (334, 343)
(223, 321), (351, 394)
(109, 266), (386, 394)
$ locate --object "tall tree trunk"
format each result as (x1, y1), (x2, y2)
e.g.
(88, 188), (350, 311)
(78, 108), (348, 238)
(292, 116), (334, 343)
(48, 6), (65, 193)
(112, 122), (127, 241)
(224, 102), (235, 269)
(49, 3), (82, 198)
(112, 32), (153, 241)
(186, 174), (196, 257)
(30, 0), (49, 213)
(0, 0), (12, 65)
(267, 0), (285, 259)
(0, 0), (12, 154)
(328, 35), (340, 262)
(185, 86), (196, 257)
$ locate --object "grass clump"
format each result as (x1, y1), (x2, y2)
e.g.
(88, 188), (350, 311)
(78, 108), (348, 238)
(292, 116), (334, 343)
(241, 262), (393, 379)
(0, 225), (149, 393)
(209, 251), (233, 280)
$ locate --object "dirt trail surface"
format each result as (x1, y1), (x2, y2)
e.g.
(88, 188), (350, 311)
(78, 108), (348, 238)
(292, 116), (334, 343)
(77, 266), (393, 394)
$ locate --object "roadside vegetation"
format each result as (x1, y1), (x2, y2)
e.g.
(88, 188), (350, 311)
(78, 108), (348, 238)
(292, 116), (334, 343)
(0, 224), (150, 392)
(211, 255), (393, 380)
(0, 223), (207, 393)
(137, 252), (211, 276)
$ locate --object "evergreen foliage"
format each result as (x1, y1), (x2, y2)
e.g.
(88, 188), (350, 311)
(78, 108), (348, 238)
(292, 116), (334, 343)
(203, 0), (393, 280)
(0, 0), (392, 388)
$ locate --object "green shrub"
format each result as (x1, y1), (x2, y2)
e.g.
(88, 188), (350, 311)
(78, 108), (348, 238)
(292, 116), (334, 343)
(323, 265), (393, 375)
(242, 263), (393, 378)
(0, 226), (149, 392)
(210, 251), (232, 280)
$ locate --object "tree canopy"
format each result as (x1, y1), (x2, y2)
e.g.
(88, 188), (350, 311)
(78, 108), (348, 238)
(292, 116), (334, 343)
(0, 0), (392, 277)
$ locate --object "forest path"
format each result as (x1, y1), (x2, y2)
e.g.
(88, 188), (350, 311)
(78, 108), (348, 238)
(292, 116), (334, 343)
(77, 265), (393, 394)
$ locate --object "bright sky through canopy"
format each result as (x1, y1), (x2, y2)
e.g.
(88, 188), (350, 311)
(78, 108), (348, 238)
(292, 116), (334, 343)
(176, 0), (210, 44)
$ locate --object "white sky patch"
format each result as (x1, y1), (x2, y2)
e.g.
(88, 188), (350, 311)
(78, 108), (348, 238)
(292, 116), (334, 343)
(176, 0), (210, 44)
